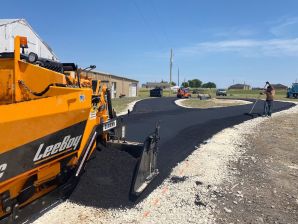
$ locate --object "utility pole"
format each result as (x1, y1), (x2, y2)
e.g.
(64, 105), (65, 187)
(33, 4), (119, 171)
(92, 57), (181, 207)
(169, 48), (173, 95)
(178, 67), (180, 87)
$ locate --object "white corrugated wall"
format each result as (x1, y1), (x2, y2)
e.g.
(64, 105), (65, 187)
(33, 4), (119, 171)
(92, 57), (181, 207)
(0, 19), (58, 61)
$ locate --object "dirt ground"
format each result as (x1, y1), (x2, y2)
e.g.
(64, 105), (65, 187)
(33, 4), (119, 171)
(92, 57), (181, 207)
(215, 112), (298, 223)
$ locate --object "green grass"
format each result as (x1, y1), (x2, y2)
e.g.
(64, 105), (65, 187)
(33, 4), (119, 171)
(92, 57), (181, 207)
(188, 88), (297, 102)
(226, 89), (298, 102)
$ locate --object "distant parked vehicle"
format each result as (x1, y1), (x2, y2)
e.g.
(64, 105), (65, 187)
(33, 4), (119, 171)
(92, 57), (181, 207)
(287, 83), (298, 98)
(177, 88), (191, 98)
(150, 87), (163, 97)
(216, 89), (227, 96)
(192, 89), (199, 94)
(171, 85), (180, 93)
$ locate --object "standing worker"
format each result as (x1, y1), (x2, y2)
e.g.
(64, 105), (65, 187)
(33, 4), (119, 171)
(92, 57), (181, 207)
(262, 81), (275, 117)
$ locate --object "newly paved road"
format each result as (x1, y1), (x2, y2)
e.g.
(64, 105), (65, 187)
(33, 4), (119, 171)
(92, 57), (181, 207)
(71, 98), (294, 208)
(124, 98), (294, 200)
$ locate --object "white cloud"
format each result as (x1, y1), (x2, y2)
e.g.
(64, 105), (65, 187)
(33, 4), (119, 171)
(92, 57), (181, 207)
(214, 28), (256, 38)
(270, 17), (298, 37)
(177, 38), (298, 57)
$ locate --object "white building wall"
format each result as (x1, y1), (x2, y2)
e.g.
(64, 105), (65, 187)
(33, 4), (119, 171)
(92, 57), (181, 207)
(129, 83), (137, 97)
(0, 19), (58, 61)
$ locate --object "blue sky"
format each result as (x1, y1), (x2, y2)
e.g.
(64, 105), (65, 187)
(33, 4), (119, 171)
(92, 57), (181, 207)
(2, 0), (298, 87)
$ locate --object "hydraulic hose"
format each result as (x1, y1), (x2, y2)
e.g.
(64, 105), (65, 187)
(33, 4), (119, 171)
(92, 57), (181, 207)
(106, 88), (114, 119)
(18, 80), (66, 96)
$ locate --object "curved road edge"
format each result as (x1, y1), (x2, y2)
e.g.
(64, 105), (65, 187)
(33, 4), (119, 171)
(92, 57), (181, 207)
(116, 98), (150, 116)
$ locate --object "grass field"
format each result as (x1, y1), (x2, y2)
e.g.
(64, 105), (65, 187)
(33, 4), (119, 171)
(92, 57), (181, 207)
(226, 89), (297, 101)
(188, 88), (297, 101)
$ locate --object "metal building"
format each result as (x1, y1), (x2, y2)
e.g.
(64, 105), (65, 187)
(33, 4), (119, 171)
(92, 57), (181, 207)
(0, 19), (58, 61)
(82, 71), (139, 98)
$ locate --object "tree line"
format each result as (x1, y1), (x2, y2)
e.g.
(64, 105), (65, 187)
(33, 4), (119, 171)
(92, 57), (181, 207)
(179, 79), (216, 88)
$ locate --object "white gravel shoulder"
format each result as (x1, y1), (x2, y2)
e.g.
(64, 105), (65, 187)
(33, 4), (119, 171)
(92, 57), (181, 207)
(116, 99), (143, 116)
(33, 103), (298, 224)
(175, 99), (192, 108)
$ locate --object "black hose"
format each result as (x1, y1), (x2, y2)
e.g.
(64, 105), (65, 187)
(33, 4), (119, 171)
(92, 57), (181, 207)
(30, 83), (66, 96)
(31, 84), (53, 96)
(106, 88), (114, 119)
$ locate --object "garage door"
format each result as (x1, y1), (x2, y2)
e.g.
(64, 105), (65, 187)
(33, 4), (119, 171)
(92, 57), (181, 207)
(111, 82), (117, 98)
(130, 83), (137, 97)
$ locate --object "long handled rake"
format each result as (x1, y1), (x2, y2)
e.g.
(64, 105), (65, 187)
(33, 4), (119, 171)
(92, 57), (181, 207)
(244, 82), (269, 117)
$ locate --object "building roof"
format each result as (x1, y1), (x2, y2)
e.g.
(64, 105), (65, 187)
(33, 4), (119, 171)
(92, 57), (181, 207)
(144, 82), (170, 86)
(0, 19), (20, 26)
(228, 84), (251, 89)
(271, 84), (287, 89)
(253, 84), (288, 90)
(84, 70), (138, 83)
(0, 19), (58, 60)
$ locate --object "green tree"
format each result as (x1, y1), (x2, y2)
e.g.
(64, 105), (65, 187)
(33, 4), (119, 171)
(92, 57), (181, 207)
(181, 82), (189, 88)
(202, 82), (216, 88)
(170, 81), (176, 86)
(192, 79), (202, 88)
(188, 79), (202, 88)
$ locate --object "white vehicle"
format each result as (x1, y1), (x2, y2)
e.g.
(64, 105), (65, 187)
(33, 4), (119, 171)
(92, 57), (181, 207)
(216, 89), (227, 96)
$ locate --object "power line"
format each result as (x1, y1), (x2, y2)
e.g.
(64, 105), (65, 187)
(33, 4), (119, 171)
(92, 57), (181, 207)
(149, 0), (171, 46)
(131, 0), (164, 49)
(131, 0), (176, 83)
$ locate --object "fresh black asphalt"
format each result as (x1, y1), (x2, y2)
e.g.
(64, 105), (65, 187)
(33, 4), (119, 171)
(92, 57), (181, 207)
(70, 97), (294, 208)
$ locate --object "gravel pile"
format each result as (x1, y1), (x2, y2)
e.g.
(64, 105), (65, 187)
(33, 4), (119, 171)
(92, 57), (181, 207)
(33, 103), (297, 224)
